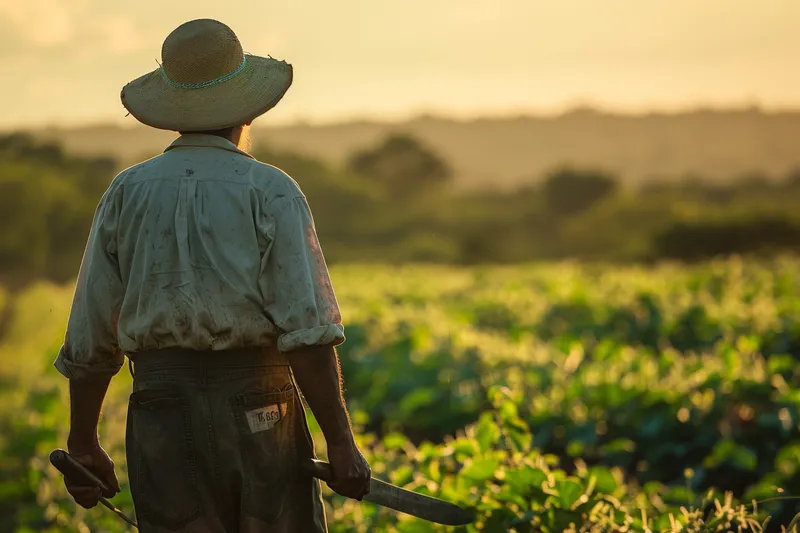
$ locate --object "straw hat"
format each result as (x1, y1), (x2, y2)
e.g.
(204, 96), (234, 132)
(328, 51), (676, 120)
(121, 19), (293, 131)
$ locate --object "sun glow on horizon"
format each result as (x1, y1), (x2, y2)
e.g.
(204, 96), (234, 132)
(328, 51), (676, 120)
(0, 0), (796, 129)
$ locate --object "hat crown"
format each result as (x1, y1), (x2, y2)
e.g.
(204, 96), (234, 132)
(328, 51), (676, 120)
(161, 19), (244, 85)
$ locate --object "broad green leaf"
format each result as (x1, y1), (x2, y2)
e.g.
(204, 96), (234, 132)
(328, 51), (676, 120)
(452, 438), (479, 458)
(475, 413), (501, 453)
(383, 432), (410, 451)
(390, 465), (415, 487)
(460, 458), (500, 482)
(556, 480), (584, 509)
(505, 466), (548, 495)
(587, 466), (618, 495)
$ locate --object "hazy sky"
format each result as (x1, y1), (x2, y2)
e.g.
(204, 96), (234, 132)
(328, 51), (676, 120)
(0, 0), (798, 128)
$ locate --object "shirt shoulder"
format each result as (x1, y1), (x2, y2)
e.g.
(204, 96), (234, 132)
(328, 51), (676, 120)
(110, 150), (305, 214)
(93, 157), (149, 211)
(106, 154), (162, 191)
(247, 158), (306, 212)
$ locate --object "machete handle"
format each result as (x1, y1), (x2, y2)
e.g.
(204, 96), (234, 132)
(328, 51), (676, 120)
(49, 448), (115, 498)
(50, 449), (139, 528)
(301, 458), (335, 483)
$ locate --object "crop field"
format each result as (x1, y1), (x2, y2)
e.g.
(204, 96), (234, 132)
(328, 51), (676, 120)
(1, 257), (800, 532)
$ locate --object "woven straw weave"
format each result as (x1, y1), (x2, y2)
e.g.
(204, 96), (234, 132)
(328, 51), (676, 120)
(121, 19), (292, 131)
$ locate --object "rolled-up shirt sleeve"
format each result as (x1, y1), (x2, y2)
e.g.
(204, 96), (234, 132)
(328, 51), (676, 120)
(54, 187), (124, 381)
(261, 195), (345, 353)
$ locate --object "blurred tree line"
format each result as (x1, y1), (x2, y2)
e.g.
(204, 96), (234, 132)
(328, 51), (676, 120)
(0, 134), (115, 286)
(1, 131), (800, 286)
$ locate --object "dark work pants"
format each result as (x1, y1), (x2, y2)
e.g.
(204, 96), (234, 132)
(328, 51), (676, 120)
(126, 347), (328, 533)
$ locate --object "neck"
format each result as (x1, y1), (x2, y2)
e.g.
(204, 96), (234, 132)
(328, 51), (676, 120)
(180, 125), (251, 152)
(231, 125), (252, 153)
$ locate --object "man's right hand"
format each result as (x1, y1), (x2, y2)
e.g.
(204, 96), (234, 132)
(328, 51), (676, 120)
(326, 438), (371, 500)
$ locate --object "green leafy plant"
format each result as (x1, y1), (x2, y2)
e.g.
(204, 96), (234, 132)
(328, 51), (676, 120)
(2, 258), (800, 531)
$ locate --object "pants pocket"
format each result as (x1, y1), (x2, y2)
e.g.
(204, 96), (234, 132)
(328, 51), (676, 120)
(230, 383), (297, 524)
(127, 389), (200, 530)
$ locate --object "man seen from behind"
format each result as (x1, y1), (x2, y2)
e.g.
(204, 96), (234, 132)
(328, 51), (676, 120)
(54, 18), (370, 533)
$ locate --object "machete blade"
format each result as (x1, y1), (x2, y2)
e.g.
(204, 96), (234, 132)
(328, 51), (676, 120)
(363, 476), (474, 526)
(302, 459), (474, 526)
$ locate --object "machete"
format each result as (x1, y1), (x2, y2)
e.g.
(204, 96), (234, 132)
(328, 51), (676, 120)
(50, 449), (473, 528)
(49, 449), (139, 529)
(302, 458), (474, 526)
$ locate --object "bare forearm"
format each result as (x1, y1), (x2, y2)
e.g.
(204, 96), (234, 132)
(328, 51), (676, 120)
(288, 344), (354, 446)
(67, 378), (111, 453)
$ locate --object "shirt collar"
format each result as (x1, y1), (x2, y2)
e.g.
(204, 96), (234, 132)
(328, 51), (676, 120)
(164, 133), (255, 160)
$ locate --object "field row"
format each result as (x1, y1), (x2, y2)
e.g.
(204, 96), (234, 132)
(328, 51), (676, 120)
(1, 258), (799, 531)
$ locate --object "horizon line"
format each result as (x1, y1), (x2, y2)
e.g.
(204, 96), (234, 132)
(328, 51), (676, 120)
(6, 101), (800, 133)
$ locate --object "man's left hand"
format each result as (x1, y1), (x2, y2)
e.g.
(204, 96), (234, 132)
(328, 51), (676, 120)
(64, 444), (121, 508)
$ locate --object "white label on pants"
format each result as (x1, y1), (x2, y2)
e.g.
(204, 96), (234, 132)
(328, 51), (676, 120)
(245, 403), (284, 433)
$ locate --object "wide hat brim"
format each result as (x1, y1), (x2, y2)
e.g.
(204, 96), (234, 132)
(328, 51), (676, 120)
(121, 54), (293, 132)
